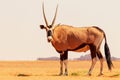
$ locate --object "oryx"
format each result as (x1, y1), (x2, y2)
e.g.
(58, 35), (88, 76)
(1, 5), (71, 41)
(40, 3), (113, 76)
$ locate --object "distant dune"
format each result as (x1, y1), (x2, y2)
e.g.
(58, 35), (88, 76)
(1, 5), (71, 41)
(37, 54), (120, 60)
(74, 54), (120, 60)
(37, 57), (59, 60)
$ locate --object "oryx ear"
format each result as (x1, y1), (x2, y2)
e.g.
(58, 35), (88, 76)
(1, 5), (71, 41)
(40, 25), (45, 29)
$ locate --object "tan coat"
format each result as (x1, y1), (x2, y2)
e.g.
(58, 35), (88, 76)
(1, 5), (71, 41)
(51, 25), (104, 52)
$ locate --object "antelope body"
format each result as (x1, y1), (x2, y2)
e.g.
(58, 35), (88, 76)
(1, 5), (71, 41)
(51, 25), (103, 53)
(40, 3), (113, 76)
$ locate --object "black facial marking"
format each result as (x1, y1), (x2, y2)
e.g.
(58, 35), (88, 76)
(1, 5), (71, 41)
(60, 51), (68, 61)
(47, 30), (52, 37)
(48, 25), (52, 28)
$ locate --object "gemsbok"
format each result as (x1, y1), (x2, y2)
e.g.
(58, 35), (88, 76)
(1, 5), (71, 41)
(40, 3), (113, 76)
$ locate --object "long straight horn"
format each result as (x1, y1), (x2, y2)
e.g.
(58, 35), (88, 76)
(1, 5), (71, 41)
(42, 2), (48, 27)
(51, 4), (58, 27)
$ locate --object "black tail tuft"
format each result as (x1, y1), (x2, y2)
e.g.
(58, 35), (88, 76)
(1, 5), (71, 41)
(104, 42), (113, 70)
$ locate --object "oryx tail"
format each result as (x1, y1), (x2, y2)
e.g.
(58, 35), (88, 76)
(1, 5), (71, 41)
(104, 32), (113, 70)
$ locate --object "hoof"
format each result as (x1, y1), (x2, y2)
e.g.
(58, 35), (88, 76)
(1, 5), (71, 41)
(64, 73), (68, 76)
(87, 73), (92, 76)
(59, 73), (63, 76)
(98, 73), (103, 76)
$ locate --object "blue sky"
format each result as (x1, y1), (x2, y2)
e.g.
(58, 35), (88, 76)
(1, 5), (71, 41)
(0, 0), (120, 60)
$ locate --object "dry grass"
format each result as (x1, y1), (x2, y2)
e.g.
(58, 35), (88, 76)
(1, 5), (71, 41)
(0, 60), (119, 80)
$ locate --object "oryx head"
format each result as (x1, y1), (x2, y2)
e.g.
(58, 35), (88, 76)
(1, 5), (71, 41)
(40, 3), (58, 42)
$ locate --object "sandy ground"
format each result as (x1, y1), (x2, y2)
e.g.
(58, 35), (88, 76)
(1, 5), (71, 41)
(0, 60), (119, 80)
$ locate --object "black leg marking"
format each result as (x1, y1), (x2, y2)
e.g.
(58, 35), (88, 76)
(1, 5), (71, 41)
(97, 51), (103, 59)
(60, 51), (68, 61)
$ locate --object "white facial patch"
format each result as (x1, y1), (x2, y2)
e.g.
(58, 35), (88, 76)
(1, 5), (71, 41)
(47, 36), (53, 42)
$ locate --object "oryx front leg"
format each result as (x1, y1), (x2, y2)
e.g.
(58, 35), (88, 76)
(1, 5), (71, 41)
(59, 59), (63, 76)
(59, 51), (68, 76)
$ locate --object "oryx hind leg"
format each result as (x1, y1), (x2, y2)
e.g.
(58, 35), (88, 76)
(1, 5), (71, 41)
(59, 51), (68, 76)
(95, 36), (104, 76)
(97, 50), (104, 76)
(88, 44), (97, 76)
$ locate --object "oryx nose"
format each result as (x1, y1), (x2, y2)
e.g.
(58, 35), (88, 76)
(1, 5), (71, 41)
(47, 36), (53, 42)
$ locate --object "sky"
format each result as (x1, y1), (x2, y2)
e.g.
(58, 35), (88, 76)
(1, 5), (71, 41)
(0, 0), (120, 60)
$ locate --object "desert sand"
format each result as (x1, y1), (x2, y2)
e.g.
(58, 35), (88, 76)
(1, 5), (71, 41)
(0, 60), (119, 80)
